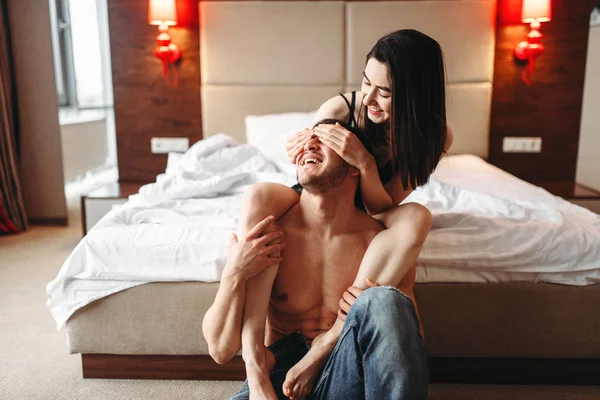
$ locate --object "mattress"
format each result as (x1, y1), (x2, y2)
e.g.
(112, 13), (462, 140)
(66, 280), (600, 358)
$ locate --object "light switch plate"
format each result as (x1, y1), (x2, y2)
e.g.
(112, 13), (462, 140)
(502, 137), (542, 153)
(151, 137), (190, 154)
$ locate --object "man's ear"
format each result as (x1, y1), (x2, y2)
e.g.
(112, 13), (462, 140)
(349, 167), (360, 177)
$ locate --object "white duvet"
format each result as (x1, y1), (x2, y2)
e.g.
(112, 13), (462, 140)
(46, 134), (600, 329)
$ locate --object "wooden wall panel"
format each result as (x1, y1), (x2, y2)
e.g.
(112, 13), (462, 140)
(489, 0), (595, 183)
(108, 0), (201, 183)
(108, 0), (595, 184)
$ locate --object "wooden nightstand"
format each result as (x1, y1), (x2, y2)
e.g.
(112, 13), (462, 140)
(81, 182), (145, 236)
(533, 182), (600, 214)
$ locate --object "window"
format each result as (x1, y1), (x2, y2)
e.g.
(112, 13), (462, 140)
(49, 0), (74, 107)
(49, 0), (113, 109)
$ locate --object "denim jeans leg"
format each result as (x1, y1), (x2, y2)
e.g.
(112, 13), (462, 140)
(311, 286), (428, 400)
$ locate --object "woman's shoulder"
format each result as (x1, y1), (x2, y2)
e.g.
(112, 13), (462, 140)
(313, 91), (367, 126)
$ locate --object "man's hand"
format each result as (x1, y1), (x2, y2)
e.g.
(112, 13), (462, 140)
(224, 216), (285, 281)
(337, 278), (381, 321)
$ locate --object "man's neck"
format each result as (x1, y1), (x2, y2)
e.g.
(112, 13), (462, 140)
(297, 185), (359, 236)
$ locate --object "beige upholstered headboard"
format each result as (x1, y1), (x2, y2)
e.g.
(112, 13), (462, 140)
(200, 1), (496, 157)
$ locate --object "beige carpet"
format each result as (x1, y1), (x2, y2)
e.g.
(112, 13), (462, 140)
(0, 191), (598, 399)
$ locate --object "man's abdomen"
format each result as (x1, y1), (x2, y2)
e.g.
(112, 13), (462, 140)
(266, 304), (337, 346)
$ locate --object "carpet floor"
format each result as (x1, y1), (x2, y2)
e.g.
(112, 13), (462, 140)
(1, 190), (598, 399)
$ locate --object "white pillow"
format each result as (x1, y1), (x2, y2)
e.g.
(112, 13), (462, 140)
(245, 111), (317, 170)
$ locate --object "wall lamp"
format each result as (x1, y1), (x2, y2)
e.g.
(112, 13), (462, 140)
(149, 0), (181, 87)
(514, 0), (552, 85)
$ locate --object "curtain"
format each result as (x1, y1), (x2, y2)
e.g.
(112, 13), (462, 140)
(0, 2), (27, 234)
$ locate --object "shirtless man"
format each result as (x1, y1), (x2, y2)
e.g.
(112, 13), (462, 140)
(202, 121), (428, 400)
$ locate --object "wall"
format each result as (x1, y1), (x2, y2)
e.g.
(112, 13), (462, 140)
(576, 23), (600, 190)
(107, 0), (202, 183)
(108, 0), (595, 185)
(489, 0), (595, 183)
(7, 0), (67, 224)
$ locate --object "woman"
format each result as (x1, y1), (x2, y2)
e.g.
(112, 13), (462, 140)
(230, 29), (451, 399)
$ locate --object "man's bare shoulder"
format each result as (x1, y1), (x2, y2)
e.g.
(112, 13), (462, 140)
(354, 211), (384, 237)
(276, 203), (302, 230)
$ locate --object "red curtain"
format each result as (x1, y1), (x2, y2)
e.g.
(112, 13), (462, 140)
(0, 1), (27, 234)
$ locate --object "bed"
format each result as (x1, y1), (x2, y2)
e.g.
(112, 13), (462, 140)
(48, 0), (600, 385)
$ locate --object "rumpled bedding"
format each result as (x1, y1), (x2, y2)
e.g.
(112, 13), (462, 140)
(46, 134), (600, 330)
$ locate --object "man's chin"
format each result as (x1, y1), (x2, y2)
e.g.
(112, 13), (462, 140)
(298, 175), (325, 194)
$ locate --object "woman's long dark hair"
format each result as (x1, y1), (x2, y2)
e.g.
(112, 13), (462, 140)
(366, 29), (447, 190)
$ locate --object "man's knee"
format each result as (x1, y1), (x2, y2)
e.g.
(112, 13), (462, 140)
(351, 286), (417, 332)
(356, 286), (412, 307)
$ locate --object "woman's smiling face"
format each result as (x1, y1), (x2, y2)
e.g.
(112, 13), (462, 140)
(361, 58), (392, 125)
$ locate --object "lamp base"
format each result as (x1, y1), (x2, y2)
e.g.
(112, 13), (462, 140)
(153, 24), (181, 88)
(514, 41), (531, 62)
(155, 43), (181, 64)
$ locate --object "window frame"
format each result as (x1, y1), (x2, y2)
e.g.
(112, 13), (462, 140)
(50, 0), (78, 108)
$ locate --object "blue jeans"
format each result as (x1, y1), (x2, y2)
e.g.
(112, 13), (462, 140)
(230, 286), (428, 400)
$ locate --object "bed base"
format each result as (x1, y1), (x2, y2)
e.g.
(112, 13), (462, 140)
(81, 354), (600, 385)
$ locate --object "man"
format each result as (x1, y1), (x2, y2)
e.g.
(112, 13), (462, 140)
(202, 120), (428, 399)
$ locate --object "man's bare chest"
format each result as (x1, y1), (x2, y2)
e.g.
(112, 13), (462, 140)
(270, 231), (369, 315)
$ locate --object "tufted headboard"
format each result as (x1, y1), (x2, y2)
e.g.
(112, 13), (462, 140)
(200, 0), (497, 158)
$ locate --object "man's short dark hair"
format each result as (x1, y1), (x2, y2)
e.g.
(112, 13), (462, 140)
(312, 119), (373, 211)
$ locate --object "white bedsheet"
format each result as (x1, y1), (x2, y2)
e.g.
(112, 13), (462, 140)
(413, 156), (600, 285)
(46, 135), (600, 330)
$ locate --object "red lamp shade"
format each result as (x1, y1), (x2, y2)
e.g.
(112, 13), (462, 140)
(149, 0), (178, 26)
(522, 0), (552, 23)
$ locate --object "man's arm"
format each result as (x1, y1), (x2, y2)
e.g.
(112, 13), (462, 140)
(202, 269), (247, 364)
(202, 217), (284, 364)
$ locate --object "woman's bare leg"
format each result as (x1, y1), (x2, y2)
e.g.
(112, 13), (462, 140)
(283, 202), (431, 399)
(237, 183), (300, 399)
(353, 202), (432, 289)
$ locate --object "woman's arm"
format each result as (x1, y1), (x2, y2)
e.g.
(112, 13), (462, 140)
(359, 159), (413, 215)
(359, 123), (455, 214)
(359, 124), (454, 213)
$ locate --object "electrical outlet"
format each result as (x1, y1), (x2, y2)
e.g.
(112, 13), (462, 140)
(502, 137), (542, 153)
(151, 137), (190, 154)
